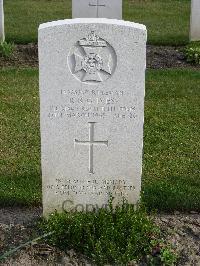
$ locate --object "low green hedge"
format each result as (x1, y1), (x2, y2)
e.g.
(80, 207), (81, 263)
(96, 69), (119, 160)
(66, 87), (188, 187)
(42, 202), (176, 265)
(0, 41), (14, 58)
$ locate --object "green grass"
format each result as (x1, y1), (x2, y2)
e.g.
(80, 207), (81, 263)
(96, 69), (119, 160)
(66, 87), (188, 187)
(5, 0), (71, 44)
(0, 69), (40, 205)
(143, 70), (200, 211)
(4, 0), (190, 45)
(124, 0), (190, 45)
(0, 68), (199, 210)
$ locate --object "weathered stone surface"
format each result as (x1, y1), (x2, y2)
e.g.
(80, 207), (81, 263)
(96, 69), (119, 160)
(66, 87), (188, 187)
(72, 0), (122, 19)
(0, 0), (5, 42)
(39, 18), (146, 216)
(190, 0), (200, 41)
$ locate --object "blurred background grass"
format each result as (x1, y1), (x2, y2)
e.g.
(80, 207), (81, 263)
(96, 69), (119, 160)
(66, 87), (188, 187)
(4, 0), (190, 45)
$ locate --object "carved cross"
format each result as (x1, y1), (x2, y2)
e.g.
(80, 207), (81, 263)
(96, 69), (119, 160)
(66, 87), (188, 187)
(89, 0), (106, 18)
(75, 122), (108, 174)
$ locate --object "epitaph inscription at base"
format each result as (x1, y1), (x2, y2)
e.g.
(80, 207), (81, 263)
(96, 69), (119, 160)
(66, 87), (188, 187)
(39, 19), (147, 216)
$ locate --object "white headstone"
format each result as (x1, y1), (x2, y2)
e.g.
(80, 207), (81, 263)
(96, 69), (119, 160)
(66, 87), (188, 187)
(39, 18), (147, 216)
(72, 0), (122, 19)
(0, 0), (5, 42)
(190, 0), (200, 41)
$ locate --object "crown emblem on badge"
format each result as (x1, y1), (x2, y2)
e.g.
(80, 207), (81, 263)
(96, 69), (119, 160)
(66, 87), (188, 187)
(79, 31), (107, 47)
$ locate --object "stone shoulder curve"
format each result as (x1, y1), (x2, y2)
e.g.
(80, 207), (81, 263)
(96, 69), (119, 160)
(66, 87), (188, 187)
(38, 18), (146, 32)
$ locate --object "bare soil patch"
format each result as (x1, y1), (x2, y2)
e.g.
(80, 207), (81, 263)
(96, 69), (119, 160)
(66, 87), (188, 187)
(0, 44), (38, 68)
(0, 44), (200, 70)
(147, 45), (200, 70)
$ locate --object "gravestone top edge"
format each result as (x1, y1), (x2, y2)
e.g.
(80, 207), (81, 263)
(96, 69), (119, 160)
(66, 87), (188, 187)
(38, 18), (146, 32)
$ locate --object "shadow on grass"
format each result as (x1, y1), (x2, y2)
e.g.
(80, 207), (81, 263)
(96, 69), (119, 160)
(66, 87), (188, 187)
(142, 177), (200, 212)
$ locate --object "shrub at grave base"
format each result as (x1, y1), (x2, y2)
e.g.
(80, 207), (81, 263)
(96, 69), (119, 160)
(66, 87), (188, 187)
(184, 42), (200, 65)
(0, 41), (14, 58)
(42, 203), (176, 265)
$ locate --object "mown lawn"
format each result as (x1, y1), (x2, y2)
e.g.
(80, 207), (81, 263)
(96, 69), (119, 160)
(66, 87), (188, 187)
(143, 70), (200, 211)
(0, 68), (199, 211)
(0, 69), (40, 206)
(4, 0), (190, 45)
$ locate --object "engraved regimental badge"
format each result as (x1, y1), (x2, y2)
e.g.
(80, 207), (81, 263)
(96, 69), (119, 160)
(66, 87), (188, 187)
(68, 31), (117, 84)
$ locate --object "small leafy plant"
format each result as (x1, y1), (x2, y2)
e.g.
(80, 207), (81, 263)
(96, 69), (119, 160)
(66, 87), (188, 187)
(160, 247), (177, 266)
(0, 41), (15, 58)
(42, 201), (176, 265)
(184, 42), (200, 65)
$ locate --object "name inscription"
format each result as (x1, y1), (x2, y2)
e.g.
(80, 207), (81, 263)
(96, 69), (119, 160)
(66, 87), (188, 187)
(47, 88), (137, 120)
